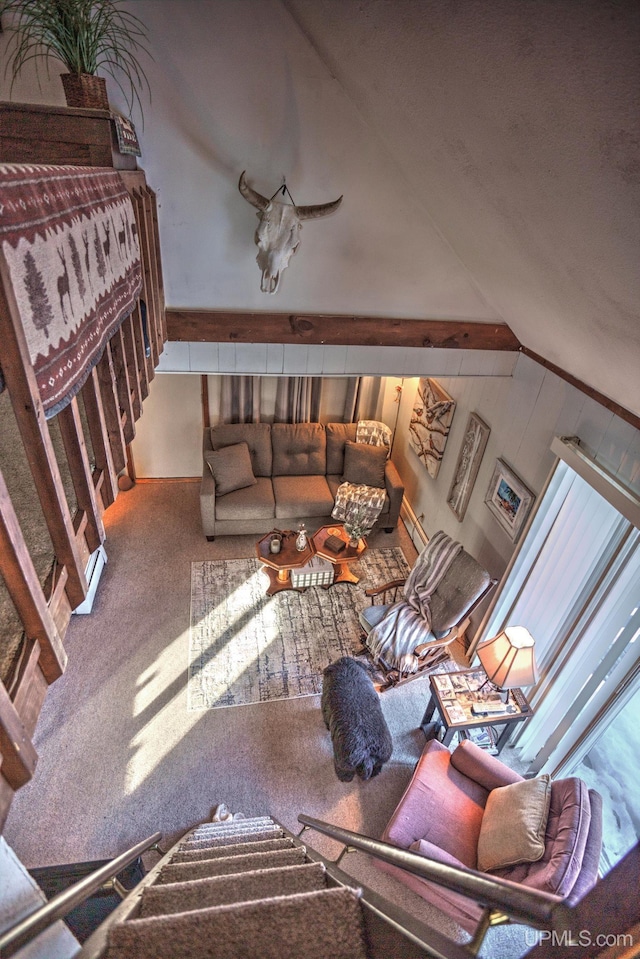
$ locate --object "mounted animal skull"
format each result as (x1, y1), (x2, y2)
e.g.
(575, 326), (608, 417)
(238, 171), (342, 293)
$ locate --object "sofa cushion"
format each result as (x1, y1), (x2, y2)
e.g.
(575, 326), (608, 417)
(342, 441), (387, 489)
(214, 477), (275, 521)
(326, 423), (357, 474)
(205, 443), (257, 496)
(273, 475), (334, 518)
(210, 423), (272, 477)
(477, 775), (552, 872)
(272, 423), (326, 476)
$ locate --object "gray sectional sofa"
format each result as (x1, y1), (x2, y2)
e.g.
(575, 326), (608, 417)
(200, 422), (404, 540)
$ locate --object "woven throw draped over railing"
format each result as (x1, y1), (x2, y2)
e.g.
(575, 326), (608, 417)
(366, 530), (462, 672)
(0, 164), (142, 416)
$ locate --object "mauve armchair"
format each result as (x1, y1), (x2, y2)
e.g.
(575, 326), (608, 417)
(377, 739), (603, 933)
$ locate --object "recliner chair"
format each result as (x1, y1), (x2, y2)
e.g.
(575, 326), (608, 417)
(359, 546), (497, 687)
(376, 738), (603, 933)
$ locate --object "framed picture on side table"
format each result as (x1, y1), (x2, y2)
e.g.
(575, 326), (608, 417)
(484, 458), (535, 542)
(447, 412), (491, 521)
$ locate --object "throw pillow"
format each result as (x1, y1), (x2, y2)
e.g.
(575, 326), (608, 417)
(476, 775), (552, 872)
(342, 441), (387, 489)
(205, 443), (257, 496)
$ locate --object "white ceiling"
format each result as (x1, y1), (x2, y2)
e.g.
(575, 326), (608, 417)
(283, 0), (640, 416)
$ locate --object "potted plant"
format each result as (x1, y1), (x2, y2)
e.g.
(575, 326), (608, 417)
(0, 0), (151, 114)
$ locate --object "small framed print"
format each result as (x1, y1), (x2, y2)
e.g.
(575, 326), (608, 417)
(484, 459), (535, 542)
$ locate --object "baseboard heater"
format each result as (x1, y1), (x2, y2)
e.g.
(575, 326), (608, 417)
(73, 545), (107, 615)
(400, 497), (428, 549)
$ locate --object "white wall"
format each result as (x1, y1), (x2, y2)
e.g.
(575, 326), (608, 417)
(131, 374), (203, 478)
(391, 353), (640, 584)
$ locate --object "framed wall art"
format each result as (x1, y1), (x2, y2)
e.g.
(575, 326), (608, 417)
(409, 378), (456, 479)
(447, 413), (491, 522)
(484, 459), (535, 542)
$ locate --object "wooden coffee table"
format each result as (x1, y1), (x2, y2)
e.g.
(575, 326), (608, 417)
(256, 530), (315, 596)
(312, 524), (367, 587)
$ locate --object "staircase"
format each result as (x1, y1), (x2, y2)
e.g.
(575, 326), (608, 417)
(77, 814), (440, 959)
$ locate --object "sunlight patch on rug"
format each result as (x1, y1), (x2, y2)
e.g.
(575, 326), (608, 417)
(188, 547), (411, 710)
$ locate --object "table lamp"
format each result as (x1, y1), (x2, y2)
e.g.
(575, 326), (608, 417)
(476, 626), (538, 703)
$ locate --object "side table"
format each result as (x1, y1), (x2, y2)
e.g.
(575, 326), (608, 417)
(256, 530), (315, 596)
(421, 668), (533, 754)
(312, 524), (367, 587)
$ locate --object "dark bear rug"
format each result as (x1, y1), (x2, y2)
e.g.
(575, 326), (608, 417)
(189, 548), (412, 710)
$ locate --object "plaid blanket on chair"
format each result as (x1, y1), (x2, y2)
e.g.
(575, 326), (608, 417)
(366, 530), (462, 673)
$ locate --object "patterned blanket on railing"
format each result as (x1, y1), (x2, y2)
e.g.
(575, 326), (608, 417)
(0, 164), (141, 416)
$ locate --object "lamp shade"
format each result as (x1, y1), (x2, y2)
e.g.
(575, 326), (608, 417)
(476, 626), (538, 689)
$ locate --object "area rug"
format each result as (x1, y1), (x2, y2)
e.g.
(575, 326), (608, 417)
(188, 547), (411, 710)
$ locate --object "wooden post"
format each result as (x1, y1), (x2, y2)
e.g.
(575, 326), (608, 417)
(81, 368), (118, 508)
(0, 681), (39, 790)
(0, 469), (67, 683)
(96, 344), (127, 474)
(109, 326), (135, 444)
(57, 397), (105, 553)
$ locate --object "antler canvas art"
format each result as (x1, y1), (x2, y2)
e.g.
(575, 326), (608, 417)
(409, 378), (456, 479)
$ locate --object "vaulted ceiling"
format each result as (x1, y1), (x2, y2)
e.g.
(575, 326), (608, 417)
(282, 0), (640, 416)
(0, 1), (638, 418)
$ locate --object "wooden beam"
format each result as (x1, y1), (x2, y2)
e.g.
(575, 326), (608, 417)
(166, 309), (520, 351)
(520, 347), (640, 432)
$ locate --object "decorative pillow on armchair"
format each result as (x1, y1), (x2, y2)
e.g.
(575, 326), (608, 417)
(477, 775), (552, 872)
(205, 442), (257, 496)
(342, 441), (387, 489)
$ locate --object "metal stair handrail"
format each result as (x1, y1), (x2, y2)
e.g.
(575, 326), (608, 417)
(298, 814), (571, 931)
(0, 831), (162, 958)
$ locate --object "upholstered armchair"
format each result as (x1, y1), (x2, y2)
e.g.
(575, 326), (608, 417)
(377, 739), (603, 933)
(359, 546), (496, 686)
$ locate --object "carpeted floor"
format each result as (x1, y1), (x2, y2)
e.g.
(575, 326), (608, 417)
(188, 549), (410, 709)
(2, 481), (530, 957)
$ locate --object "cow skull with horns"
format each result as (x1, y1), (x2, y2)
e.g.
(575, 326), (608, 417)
(238, 171), (342, 293)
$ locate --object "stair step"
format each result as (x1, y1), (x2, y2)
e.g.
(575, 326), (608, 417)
(138, 862), (328, 917)
(158, 847), (307, 884)
(106, 887), (367, 959)
(178, 827), (283, 851)
(172, 838), (293, 863)
(188, 817), (276, 838)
